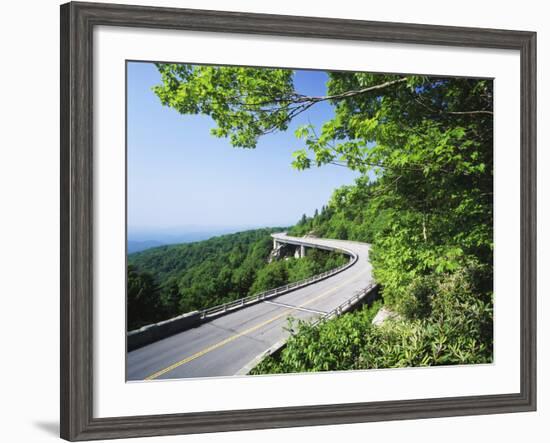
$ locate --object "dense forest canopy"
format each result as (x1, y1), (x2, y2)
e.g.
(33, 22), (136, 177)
(134, 65), (494, 369)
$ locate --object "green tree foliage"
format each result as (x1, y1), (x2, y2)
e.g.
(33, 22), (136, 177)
(128, 229), (348, 331)
(154, 64), (295, 148)
(128, 229), (273, 328)
(127, 265), (163, 330)
(152, 65), (493, 370)
(250, 249), (348, 294)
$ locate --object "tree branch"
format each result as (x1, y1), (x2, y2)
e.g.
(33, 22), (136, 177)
(226, 77), (409, 109)
(446, 110), (493, 116)
(295, 77), (409, 103)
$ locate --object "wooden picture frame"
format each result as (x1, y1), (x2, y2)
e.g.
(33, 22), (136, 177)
(60, 1), (536, 440)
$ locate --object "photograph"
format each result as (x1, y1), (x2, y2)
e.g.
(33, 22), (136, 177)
(125, 61), (494, 381)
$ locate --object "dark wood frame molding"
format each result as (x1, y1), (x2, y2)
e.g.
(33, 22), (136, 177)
(60, 2), (537, 440)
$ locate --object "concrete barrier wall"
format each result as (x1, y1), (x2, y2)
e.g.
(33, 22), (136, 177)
(127, 311), (202, 351)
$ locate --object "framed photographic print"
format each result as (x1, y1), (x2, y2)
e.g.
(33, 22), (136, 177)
(60, 1), (536, 440)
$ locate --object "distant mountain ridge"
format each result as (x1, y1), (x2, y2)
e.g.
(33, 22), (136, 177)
(127, 226), (268, 253)
(127, 240), (165, 253)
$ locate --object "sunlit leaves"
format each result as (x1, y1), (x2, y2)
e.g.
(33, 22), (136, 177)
(154, 64), (295, 148)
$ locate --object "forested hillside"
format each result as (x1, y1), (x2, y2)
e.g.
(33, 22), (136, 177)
(127, 228), (347, 330)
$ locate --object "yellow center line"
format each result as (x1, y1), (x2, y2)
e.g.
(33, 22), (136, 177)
(144, 267), (369, 380)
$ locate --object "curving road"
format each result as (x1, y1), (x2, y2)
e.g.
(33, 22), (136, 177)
(127, 233), (374, 381)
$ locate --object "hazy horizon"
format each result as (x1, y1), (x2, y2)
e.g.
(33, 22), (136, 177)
(128, 223), (285, 242)
(127, 224), (290, 254)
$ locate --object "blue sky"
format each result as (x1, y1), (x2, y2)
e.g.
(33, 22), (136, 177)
(127, 62), (359, 237)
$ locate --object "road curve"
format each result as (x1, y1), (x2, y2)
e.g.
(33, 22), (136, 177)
(127, 233), (374, 381)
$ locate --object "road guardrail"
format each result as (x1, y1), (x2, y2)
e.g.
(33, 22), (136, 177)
(198, 250), (357, 319)
(236, 282), (378, 375)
